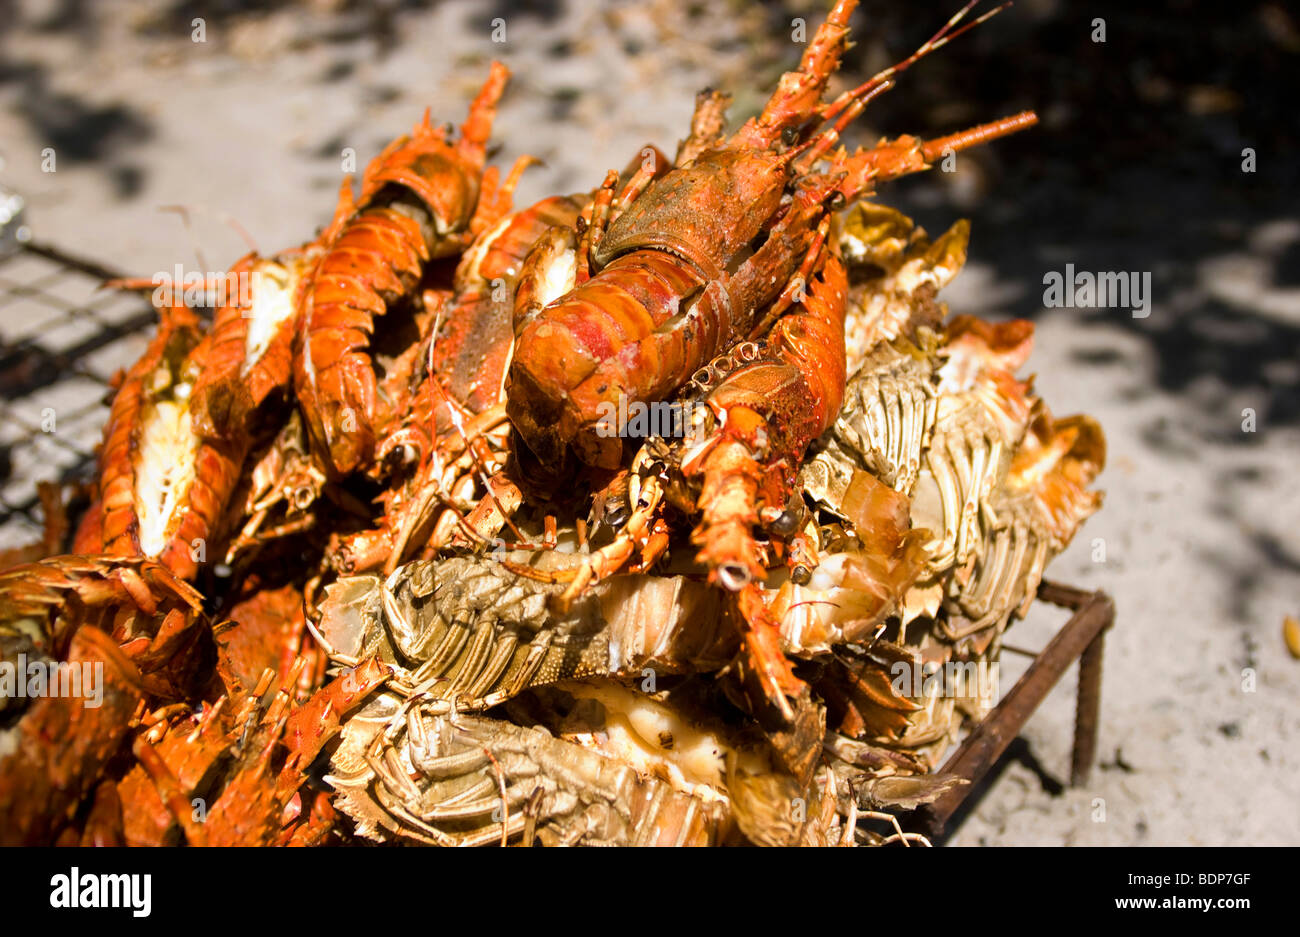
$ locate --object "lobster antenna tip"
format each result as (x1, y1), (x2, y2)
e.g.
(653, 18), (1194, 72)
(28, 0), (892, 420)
(155, 201), (260, 257)
(817, 0), (1012, 137)
(919, 109), (1038, 163)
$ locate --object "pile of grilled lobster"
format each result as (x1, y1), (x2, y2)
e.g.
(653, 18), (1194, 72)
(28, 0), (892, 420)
(0, 0), (1104, 846)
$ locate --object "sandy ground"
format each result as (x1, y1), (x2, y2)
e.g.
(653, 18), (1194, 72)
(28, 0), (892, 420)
(0, 0), (1296, 844)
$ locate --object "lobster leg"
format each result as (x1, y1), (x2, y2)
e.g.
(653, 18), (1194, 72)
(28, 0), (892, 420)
(666, 251), (850, 715)
(687, 251), (849, 588)
(468, 153), (539, 240)
(576, 170), (619, 284)
(555, 473), (665, 610)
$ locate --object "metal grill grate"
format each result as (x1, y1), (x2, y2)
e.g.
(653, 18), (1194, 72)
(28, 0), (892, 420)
(0, 243), (157, 548)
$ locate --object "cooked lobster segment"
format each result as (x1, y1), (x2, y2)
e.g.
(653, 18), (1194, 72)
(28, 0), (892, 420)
(82, 306), (245, 580)
(327, 680), (824, 847)
(328, 193), (588, 576)
(0, 556), (209, 845)
(222, 410), (327, 566)
(295, 63), (523, 477)
(328, 698), (733, 846)
(837, 203), (972, 376)
(125, 657), (390, 846)
(88, 234), (327, 580)
(188, 250), (319, 439)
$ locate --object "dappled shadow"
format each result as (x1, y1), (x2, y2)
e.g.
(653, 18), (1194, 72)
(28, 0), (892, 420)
(465, 0), (566, 34)
(918, 736), (1067, 845)
(1200, 462), (1300, 623)
(0, 61), (154, 166)
(666, 2), (1300, 463)
(823, 0), (1300, 444)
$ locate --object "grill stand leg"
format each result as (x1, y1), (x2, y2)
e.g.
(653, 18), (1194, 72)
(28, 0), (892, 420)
(908, 583), (1115, 840)
(1071, 630), (1105, 787)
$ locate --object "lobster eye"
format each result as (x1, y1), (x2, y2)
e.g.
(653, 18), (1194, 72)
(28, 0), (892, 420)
(781, 125), (800, 146)
(826, 190), (846, 211)
(768, 509), (801, 538)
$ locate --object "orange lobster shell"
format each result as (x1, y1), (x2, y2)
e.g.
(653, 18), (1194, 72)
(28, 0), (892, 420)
(295, 63), (514, 477)
(90, 306), (245, 580)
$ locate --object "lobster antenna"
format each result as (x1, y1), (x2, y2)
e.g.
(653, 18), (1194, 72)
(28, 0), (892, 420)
(826, 109), (1038, 203)
(457, 61), (510, 166)
(800, 1), (1011, 170)
(101, 204), (260, 298)
(797, 80), (895, 169)
(820, 1), (1012, 128)
(496, 335), (516, 405)
(919, 110), (1038, 163)
(159, 204), (208, 277)
(159, 203), (261, 258)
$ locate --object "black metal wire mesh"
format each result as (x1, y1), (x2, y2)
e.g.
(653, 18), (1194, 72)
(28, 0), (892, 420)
(0, 243), (156, 548)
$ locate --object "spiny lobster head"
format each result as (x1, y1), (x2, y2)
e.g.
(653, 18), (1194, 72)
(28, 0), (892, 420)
(592, 147), (794, 276)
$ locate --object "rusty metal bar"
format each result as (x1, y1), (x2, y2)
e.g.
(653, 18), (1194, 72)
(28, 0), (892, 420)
(1072, 630), (1106, 786)
(910, 582), (1115, 837)
(20, 240), (130, 282)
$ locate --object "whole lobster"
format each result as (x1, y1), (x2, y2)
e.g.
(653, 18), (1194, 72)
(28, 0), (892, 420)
(295, 63), (525, 477)
(505, 0), (1034, 486)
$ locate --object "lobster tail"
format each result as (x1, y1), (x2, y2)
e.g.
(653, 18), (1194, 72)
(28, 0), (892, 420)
(357, 63), (510, 243)
(297, 64), (517, 476)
